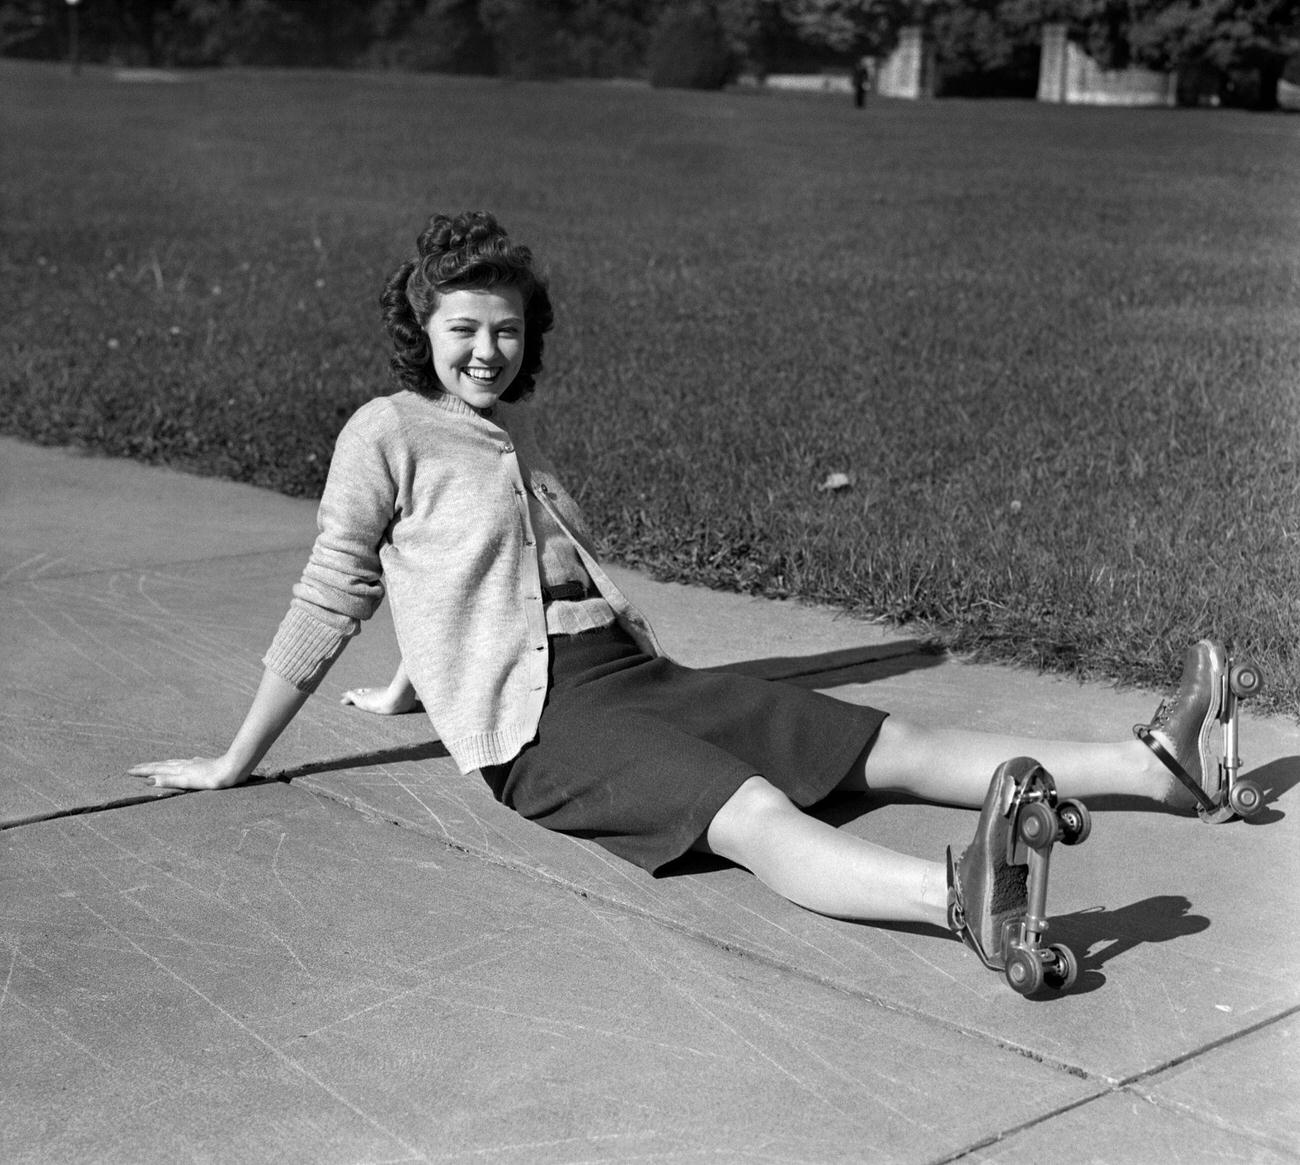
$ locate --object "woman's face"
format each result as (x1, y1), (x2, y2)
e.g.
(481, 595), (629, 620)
(424, 287), (526, 410)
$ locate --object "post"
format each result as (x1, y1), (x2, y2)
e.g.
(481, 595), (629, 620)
(1037, 23), (1068, 103)
(67, 0), (81, 75)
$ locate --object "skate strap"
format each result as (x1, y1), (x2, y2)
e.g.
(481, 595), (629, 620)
(1135, 726), (1217, 813)
(946, 846), (1002, 972)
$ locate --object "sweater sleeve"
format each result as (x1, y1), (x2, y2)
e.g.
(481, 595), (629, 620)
(263, 405), (397, 691)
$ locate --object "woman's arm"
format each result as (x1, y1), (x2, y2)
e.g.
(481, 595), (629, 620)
(129, 668), (310, 790)
(341, 659), (419, 715)
(130, 404), (407, 790)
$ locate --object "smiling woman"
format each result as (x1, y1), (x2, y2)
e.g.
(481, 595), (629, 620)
(128, 208), (1253, 996)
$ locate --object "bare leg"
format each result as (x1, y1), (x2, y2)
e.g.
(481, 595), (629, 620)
(701, 776), (950, 926)
(700, 710), (1188, 925)
(842, 717), (1178, 807)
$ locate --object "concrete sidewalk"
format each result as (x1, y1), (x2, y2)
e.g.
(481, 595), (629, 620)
(2, 435), (1297, 1164)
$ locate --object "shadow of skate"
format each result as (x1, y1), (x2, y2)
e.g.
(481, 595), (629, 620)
(1044, 894), (1210, 997)
(1238, 755), (1299, 824)
(1086, 754), (1298, 821)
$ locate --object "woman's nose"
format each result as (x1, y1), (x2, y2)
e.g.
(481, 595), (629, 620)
(473, 330), (498, 361)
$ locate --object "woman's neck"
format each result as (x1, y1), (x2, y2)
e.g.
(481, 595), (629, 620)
(421, 389), (496, 421)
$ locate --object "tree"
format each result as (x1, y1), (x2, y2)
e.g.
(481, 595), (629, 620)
(560, 0), (656, 77)
(778, 0), (912, 58)
(1126, 0), (1300, 108)
(647, 2), (735, 87)
(924, 0), (1042, 94)
(0, 0), (59, 59)
(479, 0), (572, 78)
(165, 0), (332, 66)
(371, 0), (496, 73)
(1057, 0), (1137, 67)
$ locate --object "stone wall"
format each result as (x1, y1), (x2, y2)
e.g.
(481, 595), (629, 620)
(765, 23), (1192, 107)
(875, 27), (934, 100)
(1037, 24), (1176, 107)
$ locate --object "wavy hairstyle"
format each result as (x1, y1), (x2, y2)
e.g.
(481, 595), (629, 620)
(379, 211), (553, 403)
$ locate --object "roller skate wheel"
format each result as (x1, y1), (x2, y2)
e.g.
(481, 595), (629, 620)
(1018, 801), (1059, 850)
(1005, 947), (1043, 996)
(1228, 779), (1263, 818)
(1229, 661), (1263, 698)
(1043, 943), (1078, 992)
(1057, 799), (1091, 846)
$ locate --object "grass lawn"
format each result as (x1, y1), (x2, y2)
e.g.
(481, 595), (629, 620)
(3, 60), (1298, 715)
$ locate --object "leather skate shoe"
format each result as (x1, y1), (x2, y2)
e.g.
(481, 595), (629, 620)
(947, 758), (1038, 971)
(1134, 639), (1225, 815)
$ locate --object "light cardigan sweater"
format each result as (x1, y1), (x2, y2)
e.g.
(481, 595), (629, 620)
(262, 389), (663, 773)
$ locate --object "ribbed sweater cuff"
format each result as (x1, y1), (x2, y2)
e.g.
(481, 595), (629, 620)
(262, 606), (352, 692)
(451, 726), (538, 774)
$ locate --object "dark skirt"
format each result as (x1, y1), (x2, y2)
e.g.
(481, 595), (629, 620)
(481, 625), (887, 875)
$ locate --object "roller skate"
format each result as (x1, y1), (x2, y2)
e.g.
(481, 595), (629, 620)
(1134, 639), (1265, 823)
(948, 757), (1091, 996)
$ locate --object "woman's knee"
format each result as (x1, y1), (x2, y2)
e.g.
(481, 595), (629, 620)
(855, 716), (932, 789)
(702, 775), (796, 859)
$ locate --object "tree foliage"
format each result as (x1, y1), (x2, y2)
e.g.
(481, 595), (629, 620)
(371, 0), (494, 73)
(779, 0), (910, 56)
(925, 0), (1042, 95)
(647, 2), (735, 87)
(1129, 0), (1299, 104)
(3, 0), (1296, 106)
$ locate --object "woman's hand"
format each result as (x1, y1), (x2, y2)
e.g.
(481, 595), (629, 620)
(340, 682), (418, 716)
(128, 755), (246, 790)
(128, 669), (310, 792)
(341, 660), (418, 716)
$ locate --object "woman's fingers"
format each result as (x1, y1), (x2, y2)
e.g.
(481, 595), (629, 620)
(126, 757), (227, 789)
(128, 760), (183, 779)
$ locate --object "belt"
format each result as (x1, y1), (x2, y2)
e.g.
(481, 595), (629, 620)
(541, 581), (591, 604)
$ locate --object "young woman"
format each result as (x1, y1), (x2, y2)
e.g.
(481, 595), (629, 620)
(131, 211), (1227, 979)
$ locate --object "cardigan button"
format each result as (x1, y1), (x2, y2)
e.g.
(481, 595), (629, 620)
(501, 443), (514, 453)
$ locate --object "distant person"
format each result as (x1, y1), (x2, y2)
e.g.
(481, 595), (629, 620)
(852, 58), (870, 108)
(131, 211), (1244, 986)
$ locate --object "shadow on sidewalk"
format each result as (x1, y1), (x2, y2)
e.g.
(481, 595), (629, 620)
(863, 895), (1215, 1002)
(1050, 895), (1211, 997)
(708, 640), (944, 688)
(273, 740), (451, 781)
(1085, 754), (1299, 822)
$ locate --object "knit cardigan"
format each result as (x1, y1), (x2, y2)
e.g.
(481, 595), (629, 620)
(262, 389), (664, 773)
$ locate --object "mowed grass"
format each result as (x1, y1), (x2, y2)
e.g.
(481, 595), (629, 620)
(3, 61), (1298, 714)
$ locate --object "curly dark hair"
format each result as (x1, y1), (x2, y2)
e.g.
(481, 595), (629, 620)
(379, 211), (554, 403)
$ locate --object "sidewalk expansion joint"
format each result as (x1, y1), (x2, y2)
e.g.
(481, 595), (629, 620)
(1118, 999), (1300, 1087)
(934, 1003), (1300, 1165)
(0, 790), (181, 832)
(930, 1090), (1112, 1163)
